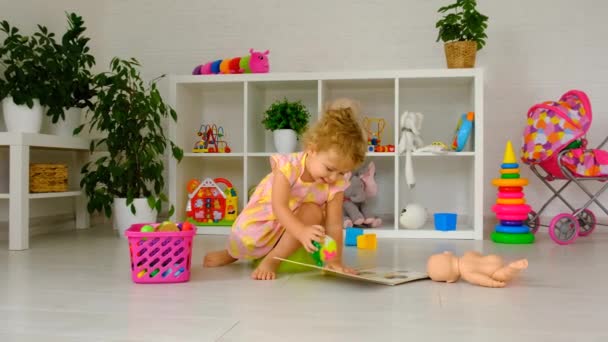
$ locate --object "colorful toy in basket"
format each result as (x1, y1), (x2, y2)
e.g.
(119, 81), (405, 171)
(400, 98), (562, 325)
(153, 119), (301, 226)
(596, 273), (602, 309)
(186, 178), (238, 226)
(491, 140), (534, 244)
(192, 49), (270, 75)
(125, 221), (195, 284)
(193, 123), (232, 153)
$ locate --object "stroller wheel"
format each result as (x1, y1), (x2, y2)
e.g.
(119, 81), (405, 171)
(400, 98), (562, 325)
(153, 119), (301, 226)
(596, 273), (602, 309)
(576, 209), (596, 237)
(549, 214), (580, 245)
(525, 210), (540, 234)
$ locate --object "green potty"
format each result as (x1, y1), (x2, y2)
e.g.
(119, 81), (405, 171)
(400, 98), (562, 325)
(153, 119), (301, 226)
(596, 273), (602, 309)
(251, 247), (315, 273)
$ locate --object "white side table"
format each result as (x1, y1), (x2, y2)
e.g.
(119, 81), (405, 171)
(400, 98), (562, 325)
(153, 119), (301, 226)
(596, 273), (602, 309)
(0, 133), (91, 250)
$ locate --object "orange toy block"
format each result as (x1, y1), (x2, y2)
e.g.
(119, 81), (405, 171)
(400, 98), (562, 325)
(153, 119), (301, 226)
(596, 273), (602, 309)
(357, 233), (377, 250)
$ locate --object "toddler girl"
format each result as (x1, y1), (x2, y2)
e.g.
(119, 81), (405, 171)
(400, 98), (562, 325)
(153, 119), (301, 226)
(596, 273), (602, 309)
(203, 99), (368, 280)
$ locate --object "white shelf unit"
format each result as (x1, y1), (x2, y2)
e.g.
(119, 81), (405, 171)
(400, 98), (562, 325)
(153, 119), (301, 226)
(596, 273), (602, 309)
(169, 69), (484, 240)
(0, 133), (91, 250)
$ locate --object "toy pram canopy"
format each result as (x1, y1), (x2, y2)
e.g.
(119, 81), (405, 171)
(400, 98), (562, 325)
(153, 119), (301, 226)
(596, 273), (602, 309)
(521, 90), (592, 165)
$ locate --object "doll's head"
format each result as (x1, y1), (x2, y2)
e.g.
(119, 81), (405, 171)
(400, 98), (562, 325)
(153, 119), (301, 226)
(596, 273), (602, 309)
(302, 101), (367, 183)
(427, 251), (461, 283)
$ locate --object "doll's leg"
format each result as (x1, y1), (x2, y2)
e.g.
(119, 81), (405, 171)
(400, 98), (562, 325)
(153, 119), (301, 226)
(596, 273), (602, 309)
(464, 272), (506, 288)
(492, 259), (528, 282)
(252, 203), (323, 280)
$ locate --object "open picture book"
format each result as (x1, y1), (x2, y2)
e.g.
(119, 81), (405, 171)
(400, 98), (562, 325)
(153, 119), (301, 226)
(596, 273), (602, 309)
(274, 257), (430, 286)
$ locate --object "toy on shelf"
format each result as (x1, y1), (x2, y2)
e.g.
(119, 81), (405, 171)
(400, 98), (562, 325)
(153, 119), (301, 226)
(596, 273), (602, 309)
(186, 178), (238, 226)
(192, 123), (232, 153)
(399, 203), (427, 229)
(192, 49), (270, 75)
(427, 251), (528, 288)
(363, 116), (394, 152)
(343, 162), (382, 228)
(491, 140), (534, 244)
(434, 212), (457, 231)
(415, 141), (449, 154)
(398, 111), (424, 188)
(451, 112), (474, 152)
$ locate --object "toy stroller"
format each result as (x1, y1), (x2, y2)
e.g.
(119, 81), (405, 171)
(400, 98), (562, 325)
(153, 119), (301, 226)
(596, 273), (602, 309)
(521, 90), (608, 245)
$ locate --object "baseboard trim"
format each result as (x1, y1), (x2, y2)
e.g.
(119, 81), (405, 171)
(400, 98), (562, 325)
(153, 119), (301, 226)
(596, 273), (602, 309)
(0, 213), (108, 241)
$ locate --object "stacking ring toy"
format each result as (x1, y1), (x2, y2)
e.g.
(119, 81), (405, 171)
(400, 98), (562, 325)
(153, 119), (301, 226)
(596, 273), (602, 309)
(491, 231), (535, 244)
(497, 213), (529, 221)
(496, 198), (526, 205)
(500, 168), (520, 174)
(501, 173), (521, 179)
(501, 163), (519, 169)
(492, 178), (529, 187)
(498, 191), (524, 199)
(501, 220), (525, 226)
(495, 224), (530, 234)
(498, 186), (523, 193)
(492, 204), (531, 214)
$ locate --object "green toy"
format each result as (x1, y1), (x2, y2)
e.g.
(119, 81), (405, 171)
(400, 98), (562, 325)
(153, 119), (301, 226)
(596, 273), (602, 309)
(251, 236), (339, 273)
(310, 236), (338, 266)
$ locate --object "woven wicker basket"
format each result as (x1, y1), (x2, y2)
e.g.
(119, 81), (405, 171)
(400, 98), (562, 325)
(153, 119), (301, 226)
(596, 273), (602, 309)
(444, 41), (477, 68)
(29, 163), (68, 193)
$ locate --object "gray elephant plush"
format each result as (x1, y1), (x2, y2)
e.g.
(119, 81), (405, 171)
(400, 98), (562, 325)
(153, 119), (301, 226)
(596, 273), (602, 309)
(343, 161), (382, 228)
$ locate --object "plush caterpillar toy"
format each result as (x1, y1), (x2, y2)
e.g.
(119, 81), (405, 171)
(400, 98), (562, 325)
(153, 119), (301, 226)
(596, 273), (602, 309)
(192, 49), (270, 75)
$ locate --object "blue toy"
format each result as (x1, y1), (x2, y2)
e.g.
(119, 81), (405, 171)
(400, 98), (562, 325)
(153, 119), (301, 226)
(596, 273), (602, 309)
(345, 227), (364, 246)
(451, 112), (474, 152)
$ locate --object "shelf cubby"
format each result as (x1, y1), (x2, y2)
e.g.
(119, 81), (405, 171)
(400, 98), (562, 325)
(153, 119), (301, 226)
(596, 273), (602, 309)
(246, 80), (318, 154)
(173, 82), (245, 155)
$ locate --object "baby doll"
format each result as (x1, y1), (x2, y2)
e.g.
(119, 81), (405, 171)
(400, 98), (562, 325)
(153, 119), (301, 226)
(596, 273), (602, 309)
(426, 251), (528, 288)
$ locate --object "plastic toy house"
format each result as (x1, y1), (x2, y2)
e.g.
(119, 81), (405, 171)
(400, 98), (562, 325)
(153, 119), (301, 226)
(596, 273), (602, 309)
(186, 178), (238, 226)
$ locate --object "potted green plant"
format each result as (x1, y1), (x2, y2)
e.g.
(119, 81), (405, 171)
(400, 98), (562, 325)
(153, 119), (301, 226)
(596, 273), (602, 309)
(0, 20), (50, 133)
(77, 57), (184, 237)
(261, 97), (310, 153)
(41, 12), (96, 136)
(435, 0), (489, 68)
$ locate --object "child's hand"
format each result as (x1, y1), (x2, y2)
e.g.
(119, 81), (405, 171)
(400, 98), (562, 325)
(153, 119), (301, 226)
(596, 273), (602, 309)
(297, 224), (325, 253)
(326, 260), (357, 275)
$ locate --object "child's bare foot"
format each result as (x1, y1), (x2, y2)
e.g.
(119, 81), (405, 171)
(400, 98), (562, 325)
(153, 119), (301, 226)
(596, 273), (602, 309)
(251, 256), (281, 280)
(203, 250), (237, 267)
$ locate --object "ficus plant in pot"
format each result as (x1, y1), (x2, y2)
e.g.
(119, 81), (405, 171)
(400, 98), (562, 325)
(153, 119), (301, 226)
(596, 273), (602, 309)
(77, 57), (184, 237)
(261, 97), (310, 153)
(435, 0), (489, 68)
(0, 20), (51, 133)
(40, 12), (96, 136)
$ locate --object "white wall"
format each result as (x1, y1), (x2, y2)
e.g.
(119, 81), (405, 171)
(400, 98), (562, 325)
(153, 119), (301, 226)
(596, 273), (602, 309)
(2, 0), (608, 226)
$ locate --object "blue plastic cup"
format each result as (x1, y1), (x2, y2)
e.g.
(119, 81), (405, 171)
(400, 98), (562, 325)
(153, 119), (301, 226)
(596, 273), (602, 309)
(434, 213), (457, 231)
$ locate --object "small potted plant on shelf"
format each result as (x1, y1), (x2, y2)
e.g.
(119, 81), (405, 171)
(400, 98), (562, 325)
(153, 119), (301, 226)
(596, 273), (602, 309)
(77, 57), (184, 237)
(435, 0), (488, 68)
(261, 97), (310, 153)
(41, 12), (96, 136)
(0, 20), (50, 133)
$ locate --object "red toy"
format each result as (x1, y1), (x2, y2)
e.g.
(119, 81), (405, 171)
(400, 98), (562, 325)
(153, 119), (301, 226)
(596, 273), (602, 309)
(186, 178), (238, 226)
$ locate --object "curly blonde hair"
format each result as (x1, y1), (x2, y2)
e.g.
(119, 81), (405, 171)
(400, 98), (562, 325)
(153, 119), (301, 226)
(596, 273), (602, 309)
(302, 99), (367, 169)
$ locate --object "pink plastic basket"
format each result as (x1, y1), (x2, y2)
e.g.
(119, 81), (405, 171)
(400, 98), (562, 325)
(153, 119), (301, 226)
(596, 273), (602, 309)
(125, 222), (196, 284)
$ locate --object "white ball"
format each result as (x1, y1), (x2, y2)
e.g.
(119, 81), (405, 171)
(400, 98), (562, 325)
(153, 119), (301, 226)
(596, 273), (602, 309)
(399, 203), (427, 229)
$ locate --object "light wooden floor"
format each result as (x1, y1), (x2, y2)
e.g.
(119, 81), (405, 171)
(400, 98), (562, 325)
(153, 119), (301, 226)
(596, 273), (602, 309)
(1, 226), (607, 342)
